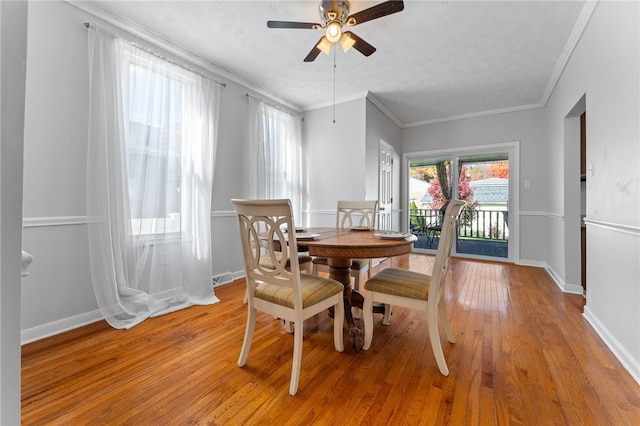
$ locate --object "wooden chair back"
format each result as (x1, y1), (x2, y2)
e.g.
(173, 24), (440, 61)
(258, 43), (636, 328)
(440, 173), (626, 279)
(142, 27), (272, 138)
(336, 200), (378, 229)
(428, 199), (466, 306)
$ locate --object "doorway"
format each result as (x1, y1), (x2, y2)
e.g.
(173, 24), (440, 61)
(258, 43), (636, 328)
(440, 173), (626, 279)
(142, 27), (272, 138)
(378, 141), (393, 231)
(405, 142), (519, 262)
(563, 95), (587, 295)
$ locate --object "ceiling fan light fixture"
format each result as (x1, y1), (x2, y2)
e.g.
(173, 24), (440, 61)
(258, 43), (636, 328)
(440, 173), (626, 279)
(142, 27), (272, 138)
(339, 32), (355, 52)
(325, 21), (342, 43)
(317, 36), (333, 55)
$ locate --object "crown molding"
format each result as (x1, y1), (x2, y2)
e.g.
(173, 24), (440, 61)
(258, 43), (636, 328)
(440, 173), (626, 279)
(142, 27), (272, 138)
(66, 0), (303, 113)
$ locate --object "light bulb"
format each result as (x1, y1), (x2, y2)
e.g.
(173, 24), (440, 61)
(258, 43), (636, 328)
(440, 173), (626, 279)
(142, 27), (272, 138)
(325, 21), (342, 43)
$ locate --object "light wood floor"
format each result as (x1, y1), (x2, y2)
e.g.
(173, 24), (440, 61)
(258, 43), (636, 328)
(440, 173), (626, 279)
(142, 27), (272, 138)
(22, 254), (640, 425)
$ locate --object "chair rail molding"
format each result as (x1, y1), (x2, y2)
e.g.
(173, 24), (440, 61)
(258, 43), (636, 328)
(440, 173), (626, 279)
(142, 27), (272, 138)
(583, 217), (640, 237)
(211, 210), (235, 218)
(23, 216), (87, 228)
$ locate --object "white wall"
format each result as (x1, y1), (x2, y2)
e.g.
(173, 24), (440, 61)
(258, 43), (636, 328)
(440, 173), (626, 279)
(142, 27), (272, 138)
(401, 108), (549, 265)
(545, 1), (640, 382)
(22, 1), (96, 337)
(303, 98), (367, 226)
(1, 1), (28, 422)
(21, 1), (259, 342)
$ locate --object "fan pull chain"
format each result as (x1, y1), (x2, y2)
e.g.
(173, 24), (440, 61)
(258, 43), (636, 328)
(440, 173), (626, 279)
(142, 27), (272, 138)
(333, 47), (336, 124)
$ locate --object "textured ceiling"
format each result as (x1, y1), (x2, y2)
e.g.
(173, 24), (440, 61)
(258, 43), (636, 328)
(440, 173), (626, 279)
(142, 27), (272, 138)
(76, 0), (587, 127)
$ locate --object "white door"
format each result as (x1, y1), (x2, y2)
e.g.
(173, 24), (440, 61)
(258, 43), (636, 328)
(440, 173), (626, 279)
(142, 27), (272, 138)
(378, 141), (393, 230)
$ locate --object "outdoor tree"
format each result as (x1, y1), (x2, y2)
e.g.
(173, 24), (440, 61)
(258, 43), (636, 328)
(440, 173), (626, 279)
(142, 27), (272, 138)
(427, 165), (476, 210)
(409, 167), (435, 182)
(489, 161), (509, 178)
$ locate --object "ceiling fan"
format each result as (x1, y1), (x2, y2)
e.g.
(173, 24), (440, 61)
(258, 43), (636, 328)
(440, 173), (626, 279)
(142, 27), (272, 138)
(267, 0), (404, 62)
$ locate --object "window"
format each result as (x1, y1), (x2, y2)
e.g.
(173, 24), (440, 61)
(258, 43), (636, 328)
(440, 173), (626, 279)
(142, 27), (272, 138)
(123, 50), (195, 236)
(249, 98), (303, 218)
(86, 25), (220, 329)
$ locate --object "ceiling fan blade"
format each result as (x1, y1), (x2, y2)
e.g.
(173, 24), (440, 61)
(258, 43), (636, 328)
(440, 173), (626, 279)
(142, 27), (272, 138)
(267, 21), (321, 29)
(344, 31), (376, 57)
(346, 0), (404, 26)
(304, 38), (325, 62)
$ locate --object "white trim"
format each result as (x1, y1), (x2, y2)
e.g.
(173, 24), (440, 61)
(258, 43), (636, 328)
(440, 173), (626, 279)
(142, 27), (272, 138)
(366, 92), (403, 128)
(583, 306), (640, 385)
(516, 259), (547, 268)
(403, 103), (544, 128)
(545, 264), (584, 295)
(21, 309), (104, 345)
(541, 1), (599, 106)
(23, 216), (87, 227)
(22, 211), (245, 226)
(519, 210), (547, 217)
(583, 217), (640, 237)
(547, 212), (564, 220)
(303, 209), (335, 216)
(211, 210), (236, 218)
(66, 0), (302, 113)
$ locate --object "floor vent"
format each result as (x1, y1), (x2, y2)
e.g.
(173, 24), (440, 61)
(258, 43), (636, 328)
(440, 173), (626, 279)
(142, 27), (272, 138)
(212, 272), (234, 287)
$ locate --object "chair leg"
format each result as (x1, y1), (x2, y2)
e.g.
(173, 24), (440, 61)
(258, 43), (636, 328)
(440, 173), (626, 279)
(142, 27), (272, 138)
(238, 307), (256, 367)
(284, 320), (294, 334)
(438, 299), (455, 343)
(362, 293), (374, 350)
(428, 307), (449, 376)
(353, 271), (360, 292)
(333, 296), (344, 352)
(352, 272), (362, 319)
(382, 304), (392, 325)
(289, 319), (304, 396)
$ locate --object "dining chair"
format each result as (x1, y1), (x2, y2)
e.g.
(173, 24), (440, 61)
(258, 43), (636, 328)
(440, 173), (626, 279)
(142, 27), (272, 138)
(362, 199), (465, 376)
(231, 199), (345, 395)
(312, 200), (379, 291)
(425, 203), (448, 248)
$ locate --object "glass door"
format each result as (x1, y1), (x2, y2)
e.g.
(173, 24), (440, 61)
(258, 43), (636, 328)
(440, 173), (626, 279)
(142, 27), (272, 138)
(407, 147), (514, 261)
(455, 154), (509, 258)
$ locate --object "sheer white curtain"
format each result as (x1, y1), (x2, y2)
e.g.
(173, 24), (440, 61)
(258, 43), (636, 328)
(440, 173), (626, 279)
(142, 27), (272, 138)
(248, 97), (303, 218)
(87, 26), (219, 329)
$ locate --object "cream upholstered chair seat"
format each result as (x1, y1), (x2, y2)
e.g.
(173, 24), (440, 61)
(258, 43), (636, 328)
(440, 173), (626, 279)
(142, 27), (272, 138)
(364, 268), (431, 300)
(362, 200), (466, 376)
(259, 251), (312, 273)
(255, 274), (343, 308)
(232, 198), (344, 396)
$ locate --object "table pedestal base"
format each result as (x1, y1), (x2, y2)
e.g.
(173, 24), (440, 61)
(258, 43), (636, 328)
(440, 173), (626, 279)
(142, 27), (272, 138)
(327, 258), (385, 351)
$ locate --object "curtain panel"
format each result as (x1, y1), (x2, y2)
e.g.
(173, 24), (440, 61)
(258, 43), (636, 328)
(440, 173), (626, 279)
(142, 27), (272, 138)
(248, 98), (303, 219)
(86, 25), (219, 329)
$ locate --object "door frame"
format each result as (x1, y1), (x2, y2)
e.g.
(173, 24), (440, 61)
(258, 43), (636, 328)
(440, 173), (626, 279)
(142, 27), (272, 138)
(378, 140), (394, 230)
(403, 141), (520, 263)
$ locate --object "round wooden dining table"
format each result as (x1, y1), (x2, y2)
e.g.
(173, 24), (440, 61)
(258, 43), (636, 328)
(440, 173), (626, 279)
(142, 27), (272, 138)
(297, 227), (417, 350)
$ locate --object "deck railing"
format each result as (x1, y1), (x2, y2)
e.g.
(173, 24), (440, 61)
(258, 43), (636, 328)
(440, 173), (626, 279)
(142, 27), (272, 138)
(409, 208), (509, 241)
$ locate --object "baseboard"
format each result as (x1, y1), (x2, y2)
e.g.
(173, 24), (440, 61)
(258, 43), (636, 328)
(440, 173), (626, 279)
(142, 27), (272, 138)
(21, 309), (104, 345)
(542, 264), (584, 295)
(515, 258), (546, 268)
(583, 306), (640, 385)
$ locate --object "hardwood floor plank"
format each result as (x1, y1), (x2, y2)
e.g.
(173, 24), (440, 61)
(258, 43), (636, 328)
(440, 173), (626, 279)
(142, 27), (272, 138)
(21, 255), (640, 425)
